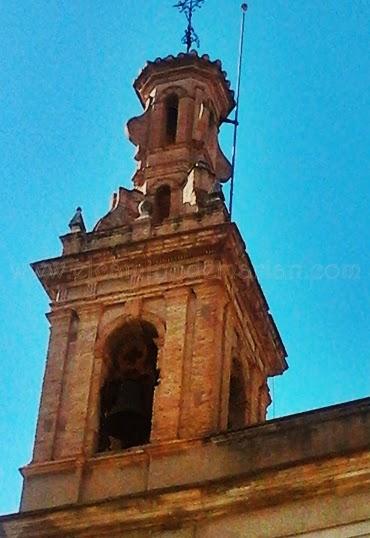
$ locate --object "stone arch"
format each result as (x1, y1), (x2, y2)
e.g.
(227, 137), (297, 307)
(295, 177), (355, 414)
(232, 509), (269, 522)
(95, 312), (166, 452)
(95, 311), (166, 359)
(159, 85), (188, 101)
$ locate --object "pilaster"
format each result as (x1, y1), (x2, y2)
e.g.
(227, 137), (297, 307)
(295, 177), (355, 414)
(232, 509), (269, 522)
(180, 281), (227, 437)
(53, 306), (101, 458)
(151, 101), (166, 150)
(177, 95), (194, 143)
(151, 287), (191, 441)
(218, 302), (234, 431)
(32, 309), (74, 463)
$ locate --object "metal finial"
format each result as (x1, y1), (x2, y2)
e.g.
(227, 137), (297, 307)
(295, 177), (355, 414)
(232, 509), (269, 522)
(174, 0), (205, 53)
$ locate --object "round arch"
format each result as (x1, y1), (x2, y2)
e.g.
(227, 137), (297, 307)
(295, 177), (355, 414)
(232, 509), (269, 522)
(95, 311), (166, 360)
(94, 312), (166, 453)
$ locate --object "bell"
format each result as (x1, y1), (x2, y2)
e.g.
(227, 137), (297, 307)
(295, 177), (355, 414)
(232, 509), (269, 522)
(104, 379), (150, 447)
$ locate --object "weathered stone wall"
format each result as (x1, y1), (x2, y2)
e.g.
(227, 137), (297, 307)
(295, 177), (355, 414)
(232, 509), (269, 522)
(22, 221), (284, 512)
(18, 398), (370, 514)
(2, 398), (369, 536)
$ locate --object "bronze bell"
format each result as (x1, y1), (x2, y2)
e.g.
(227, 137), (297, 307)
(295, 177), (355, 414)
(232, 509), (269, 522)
(104, 378), (150, 447)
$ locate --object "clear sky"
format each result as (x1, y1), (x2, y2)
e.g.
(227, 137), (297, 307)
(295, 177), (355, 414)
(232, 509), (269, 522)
(0, 0), (369, 516)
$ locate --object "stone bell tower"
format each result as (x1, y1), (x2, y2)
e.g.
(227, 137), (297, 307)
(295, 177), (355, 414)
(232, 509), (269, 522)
(17, 51), (287, 521)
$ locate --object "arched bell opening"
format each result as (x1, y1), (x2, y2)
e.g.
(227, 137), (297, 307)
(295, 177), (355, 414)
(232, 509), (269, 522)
(154, 184), (171, 224)
(97, 320), (159, 452)
(165, 93), (179, 145)
(227, 358), (247, 431)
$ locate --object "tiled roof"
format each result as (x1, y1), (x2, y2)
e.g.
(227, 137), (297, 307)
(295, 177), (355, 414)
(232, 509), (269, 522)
(134, 50), (235, 105)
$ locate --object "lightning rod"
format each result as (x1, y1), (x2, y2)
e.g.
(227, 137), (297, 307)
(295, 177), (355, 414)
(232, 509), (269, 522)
(229, 3), (248, 218)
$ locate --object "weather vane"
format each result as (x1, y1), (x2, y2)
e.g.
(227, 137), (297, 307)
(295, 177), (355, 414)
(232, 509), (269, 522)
(174, 0), (205, 53)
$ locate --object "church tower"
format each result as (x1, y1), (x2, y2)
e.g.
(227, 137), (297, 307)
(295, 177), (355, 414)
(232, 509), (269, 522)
(17, 50), (286, 512)
(2, 8), (369, 537)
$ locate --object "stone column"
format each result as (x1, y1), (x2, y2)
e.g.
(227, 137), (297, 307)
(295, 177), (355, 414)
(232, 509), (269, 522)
(151, 287), (190, 441)
(32, 309), (74, 463)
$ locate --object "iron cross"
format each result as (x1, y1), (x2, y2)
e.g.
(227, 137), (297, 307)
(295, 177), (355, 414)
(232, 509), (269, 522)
(174, 0), (205, 53)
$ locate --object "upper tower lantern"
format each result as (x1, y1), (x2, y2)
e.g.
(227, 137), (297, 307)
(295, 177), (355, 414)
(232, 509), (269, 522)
(127, 51), (235, 217)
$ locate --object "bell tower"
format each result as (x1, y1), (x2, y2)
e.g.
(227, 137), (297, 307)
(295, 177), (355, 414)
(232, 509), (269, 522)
(19, 51), (287, 513)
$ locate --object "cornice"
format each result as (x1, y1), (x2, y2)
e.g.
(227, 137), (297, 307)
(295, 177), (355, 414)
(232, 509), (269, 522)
(134, 51), (235, 117)
(4, 451), (370, 537)
(31, 222), (287, 371)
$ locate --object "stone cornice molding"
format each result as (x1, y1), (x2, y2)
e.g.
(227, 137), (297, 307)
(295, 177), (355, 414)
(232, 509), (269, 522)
(32, 223), (287, 374)
(8, 450), (370, 537)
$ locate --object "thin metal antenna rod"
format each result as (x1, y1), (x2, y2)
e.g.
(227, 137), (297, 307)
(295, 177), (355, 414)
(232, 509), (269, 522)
(229, 3), (248, 218)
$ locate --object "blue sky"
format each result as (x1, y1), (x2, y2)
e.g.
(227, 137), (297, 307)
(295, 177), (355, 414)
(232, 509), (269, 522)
(0, 0), (369, 515)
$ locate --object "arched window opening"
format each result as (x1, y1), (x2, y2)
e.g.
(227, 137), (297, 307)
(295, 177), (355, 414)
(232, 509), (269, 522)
(155, 184), (171, 224)
(98, 320), (159, 452)
(227, 359), (247, 431)
(165, 94), (179, 145)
